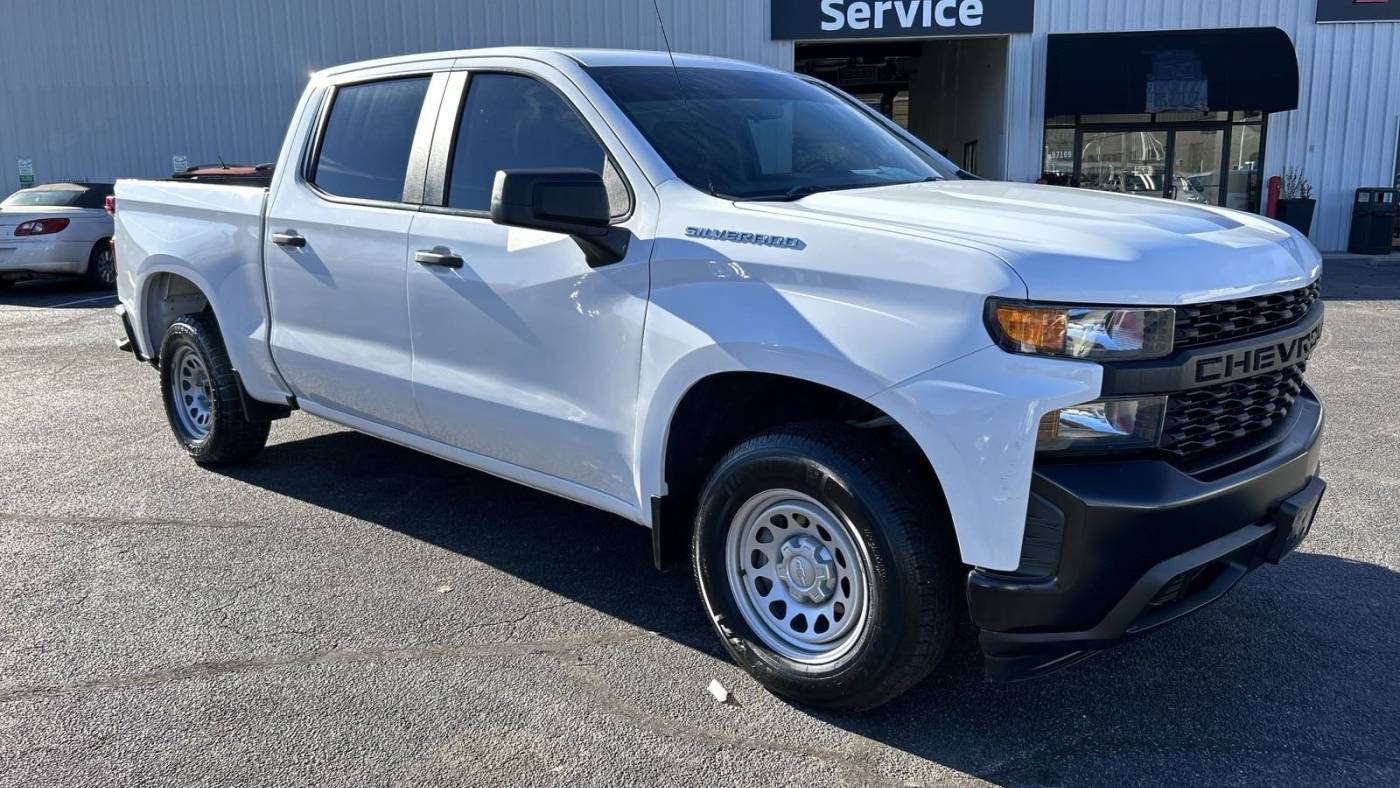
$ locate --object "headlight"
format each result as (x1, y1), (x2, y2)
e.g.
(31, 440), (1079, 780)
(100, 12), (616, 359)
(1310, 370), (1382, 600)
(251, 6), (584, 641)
(987, 300), (1176, 360)
(1037, 397), (1167, 453)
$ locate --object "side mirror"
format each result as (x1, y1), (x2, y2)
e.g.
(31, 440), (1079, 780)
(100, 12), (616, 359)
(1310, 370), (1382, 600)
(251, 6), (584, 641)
(490, 169), (630, 266)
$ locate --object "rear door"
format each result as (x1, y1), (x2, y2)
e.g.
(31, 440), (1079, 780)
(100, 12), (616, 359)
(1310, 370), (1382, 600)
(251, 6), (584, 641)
(265, 66), (449, 433)
(403, 62), (652, 505)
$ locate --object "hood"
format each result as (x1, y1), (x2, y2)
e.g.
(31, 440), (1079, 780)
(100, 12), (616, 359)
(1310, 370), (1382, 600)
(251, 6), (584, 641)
(735, 180), (1321, 305)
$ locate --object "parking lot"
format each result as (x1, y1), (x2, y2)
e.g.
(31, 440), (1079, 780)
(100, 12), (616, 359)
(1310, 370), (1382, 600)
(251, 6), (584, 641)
(1, 259), (1397, 787)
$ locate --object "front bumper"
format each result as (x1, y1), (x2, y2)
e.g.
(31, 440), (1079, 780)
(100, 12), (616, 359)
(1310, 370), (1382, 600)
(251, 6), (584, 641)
(969, 387), (1325, 682)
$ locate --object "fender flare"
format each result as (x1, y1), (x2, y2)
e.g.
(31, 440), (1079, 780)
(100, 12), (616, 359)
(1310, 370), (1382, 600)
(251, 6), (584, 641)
(634, 342), (893, 511)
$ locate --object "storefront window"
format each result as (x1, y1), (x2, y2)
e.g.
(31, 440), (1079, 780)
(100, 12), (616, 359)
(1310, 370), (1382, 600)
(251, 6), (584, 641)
(1228, 124), (1263, 212)
(1078, 113), (1152, 125)
(1042, 128), (1075, 185)
(1153, 111), (1230, 123)
(1041, 111), (1269, 213)
(1079, 130), (1167, 194)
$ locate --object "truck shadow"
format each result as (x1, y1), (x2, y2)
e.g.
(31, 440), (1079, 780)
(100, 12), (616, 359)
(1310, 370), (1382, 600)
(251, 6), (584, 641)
(218, 430), (1400, 786)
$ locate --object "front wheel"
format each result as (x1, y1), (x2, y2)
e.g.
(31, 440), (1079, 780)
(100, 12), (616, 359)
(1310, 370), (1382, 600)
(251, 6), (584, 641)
(693, 424), (959, 712)
(159, 312), (270, 465)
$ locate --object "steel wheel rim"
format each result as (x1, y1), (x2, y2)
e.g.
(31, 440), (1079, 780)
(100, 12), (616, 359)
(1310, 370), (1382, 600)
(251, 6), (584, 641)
(95, 248), (115, 285)
(169, 346), (214, 441)
(725, 489), (870, 664)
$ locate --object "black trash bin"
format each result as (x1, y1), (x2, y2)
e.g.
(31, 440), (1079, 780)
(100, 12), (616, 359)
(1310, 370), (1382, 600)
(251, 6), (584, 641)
(1348, 188), (1400, 255)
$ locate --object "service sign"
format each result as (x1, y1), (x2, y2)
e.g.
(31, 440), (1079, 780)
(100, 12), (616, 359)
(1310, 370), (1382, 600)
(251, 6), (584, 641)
(1317, 0), (1400, 23)
(17, 159), (34, 188)
(771, 0), (1035, 40)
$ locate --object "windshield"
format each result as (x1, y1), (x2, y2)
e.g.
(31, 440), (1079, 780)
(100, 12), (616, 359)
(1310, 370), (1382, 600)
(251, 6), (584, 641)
(1, 185), (106, 209)
(587, 66), (959, 201)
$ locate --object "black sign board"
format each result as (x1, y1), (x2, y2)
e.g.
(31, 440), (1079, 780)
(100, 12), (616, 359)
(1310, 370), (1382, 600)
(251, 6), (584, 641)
(1317, 0), (1400, 23)
(771, 0), (1035, 40)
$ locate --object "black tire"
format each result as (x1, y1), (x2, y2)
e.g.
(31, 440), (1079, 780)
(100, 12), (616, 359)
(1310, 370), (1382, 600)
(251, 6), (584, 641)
(159, 312), (270, 465)
(693, 423), (958, 712)
(84, 240), (116, 289)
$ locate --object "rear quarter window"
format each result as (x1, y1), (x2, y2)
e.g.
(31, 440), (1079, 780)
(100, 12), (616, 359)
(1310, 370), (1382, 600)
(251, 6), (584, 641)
(311, 77), (431, 203)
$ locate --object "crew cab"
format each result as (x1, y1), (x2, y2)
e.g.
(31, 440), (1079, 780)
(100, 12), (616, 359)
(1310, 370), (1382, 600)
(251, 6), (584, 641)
(113, 49), (1326, 711)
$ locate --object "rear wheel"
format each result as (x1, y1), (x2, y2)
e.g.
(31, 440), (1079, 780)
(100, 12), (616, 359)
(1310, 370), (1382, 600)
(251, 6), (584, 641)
(159, 312), (270, 465)
(692, 423), (958, 711)
(85, 240), (115, 289)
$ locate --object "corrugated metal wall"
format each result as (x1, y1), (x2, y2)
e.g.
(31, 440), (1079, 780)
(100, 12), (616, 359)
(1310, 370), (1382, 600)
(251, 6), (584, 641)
(0, 0), (790, 195)
(3, 1), (1396, 250)
(1008, 0), (1400, 250)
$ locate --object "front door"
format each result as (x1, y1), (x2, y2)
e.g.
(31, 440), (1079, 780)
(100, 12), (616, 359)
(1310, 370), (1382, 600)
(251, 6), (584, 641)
(1078, 127), (1227, 207)
(265, 72), (445, 434)
(404, 68), (650, 505)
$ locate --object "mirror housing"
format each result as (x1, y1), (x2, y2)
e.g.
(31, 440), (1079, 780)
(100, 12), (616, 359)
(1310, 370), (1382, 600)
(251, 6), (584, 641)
(490, 169), (629, 266)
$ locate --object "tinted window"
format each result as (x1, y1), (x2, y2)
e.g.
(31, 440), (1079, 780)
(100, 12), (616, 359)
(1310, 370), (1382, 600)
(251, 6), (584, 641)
(313, 77), (431, 202)
(448, 74), (622, 213)
(2, 186), (102, 208)
(587, 66), (959, 201)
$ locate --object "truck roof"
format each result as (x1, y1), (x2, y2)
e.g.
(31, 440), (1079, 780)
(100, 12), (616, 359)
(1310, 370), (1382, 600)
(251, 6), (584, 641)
(314, 47), (777, 80)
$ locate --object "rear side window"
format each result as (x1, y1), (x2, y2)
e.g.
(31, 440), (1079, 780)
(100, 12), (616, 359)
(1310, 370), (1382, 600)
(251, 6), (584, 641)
(447, 74), (628, 215)
(312, 77), (431, 203)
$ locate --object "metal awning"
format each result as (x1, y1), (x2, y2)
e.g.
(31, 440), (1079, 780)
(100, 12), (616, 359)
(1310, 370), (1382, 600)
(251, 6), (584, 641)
(1046, 27), (1300, 117)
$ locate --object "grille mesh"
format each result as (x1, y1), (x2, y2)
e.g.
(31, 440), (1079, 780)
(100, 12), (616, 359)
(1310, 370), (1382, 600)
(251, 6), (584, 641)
(1174, 284), (1321, 350)
(1161, 366), (1307, 456)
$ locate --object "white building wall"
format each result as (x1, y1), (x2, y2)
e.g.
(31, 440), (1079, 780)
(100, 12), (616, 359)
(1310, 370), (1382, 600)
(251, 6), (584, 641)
(0, 0), (791, 196)
(4, 1), (1396, 251)
(1007, 0), (1400, 251)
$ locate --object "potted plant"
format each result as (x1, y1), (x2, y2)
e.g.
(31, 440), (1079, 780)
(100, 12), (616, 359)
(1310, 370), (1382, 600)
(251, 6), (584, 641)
(1276, 166), (1317, 237)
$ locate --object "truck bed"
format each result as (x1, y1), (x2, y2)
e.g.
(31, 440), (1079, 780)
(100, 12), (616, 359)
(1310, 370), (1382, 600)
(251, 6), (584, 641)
(113, 179), (289, 404)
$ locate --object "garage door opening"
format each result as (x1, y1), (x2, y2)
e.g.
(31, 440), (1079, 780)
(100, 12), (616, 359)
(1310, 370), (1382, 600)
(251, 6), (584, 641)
(796, 37), (1009, 179)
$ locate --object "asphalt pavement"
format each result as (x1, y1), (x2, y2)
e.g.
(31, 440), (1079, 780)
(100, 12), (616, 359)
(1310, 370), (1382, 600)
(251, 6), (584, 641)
(1, 260), (1398, 787)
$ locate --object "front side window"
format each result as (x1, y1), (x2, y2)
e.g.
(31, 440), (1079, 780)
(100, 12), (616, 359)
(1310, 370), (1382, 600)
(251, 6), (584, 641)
(447, 74), (624, 214)
(312, 77), (431, 202)
(586, 66), (959, 201)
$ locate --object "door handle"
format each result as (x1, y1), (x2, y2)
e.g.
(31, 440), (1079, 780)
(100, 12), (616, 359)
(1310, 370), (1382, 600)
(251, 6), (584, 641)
(271, 232), (306, 248)
(415, 249), (464, 269)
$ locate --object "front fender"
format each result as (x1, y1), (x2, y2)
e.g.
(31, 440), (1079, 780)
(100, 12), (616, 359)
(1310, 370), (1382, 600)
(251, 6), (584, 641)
(869, 347), (1103, 571)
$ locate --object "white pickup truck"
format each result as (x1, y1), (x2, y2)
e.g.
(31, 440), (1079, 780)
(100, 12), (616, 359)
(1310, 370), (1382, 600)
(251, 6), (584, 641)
(114, 48), (1326, 710)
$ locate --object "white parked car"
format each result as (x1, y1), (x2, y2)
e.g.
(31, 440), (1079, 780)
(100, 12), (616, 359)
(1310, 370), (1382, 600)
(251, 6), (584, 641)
(0, 182), (116, 290)
(112, 49), (1326, 710)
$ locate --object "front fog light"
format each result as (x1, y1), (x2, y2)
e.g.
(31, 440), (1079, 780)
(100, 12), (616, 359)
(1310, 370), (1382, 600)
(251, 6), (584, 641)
(1037, 397), (1167, 453)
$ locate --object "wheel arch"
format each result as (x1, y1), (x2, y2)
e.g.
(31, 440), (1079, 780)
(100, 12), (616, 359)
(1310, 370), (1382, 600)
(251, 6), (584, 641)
(137, 265), (216, 363)
(644, 364), (955, 571)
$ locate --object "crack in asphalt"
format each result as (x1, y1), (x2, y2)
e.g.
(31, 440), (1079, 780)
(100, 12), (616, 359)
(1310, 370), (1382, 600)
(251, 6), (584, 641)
(0, 631), (649, 705)
(0, 512), (267, 531)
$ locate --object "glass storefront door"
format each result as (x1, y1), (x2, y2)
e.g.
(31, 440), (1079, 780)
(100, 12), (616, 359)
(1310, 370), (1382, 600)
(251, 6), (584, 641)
(1173, 129), (1226, 206)
(1077, 127), (1227, 207)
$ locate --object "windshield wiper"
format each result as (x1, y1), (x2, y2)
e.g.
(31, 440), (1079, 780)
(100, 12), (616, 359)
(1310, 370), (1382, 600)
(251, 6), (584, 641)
(736, 177), (943, 203)
(735, 184), (860, 203)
